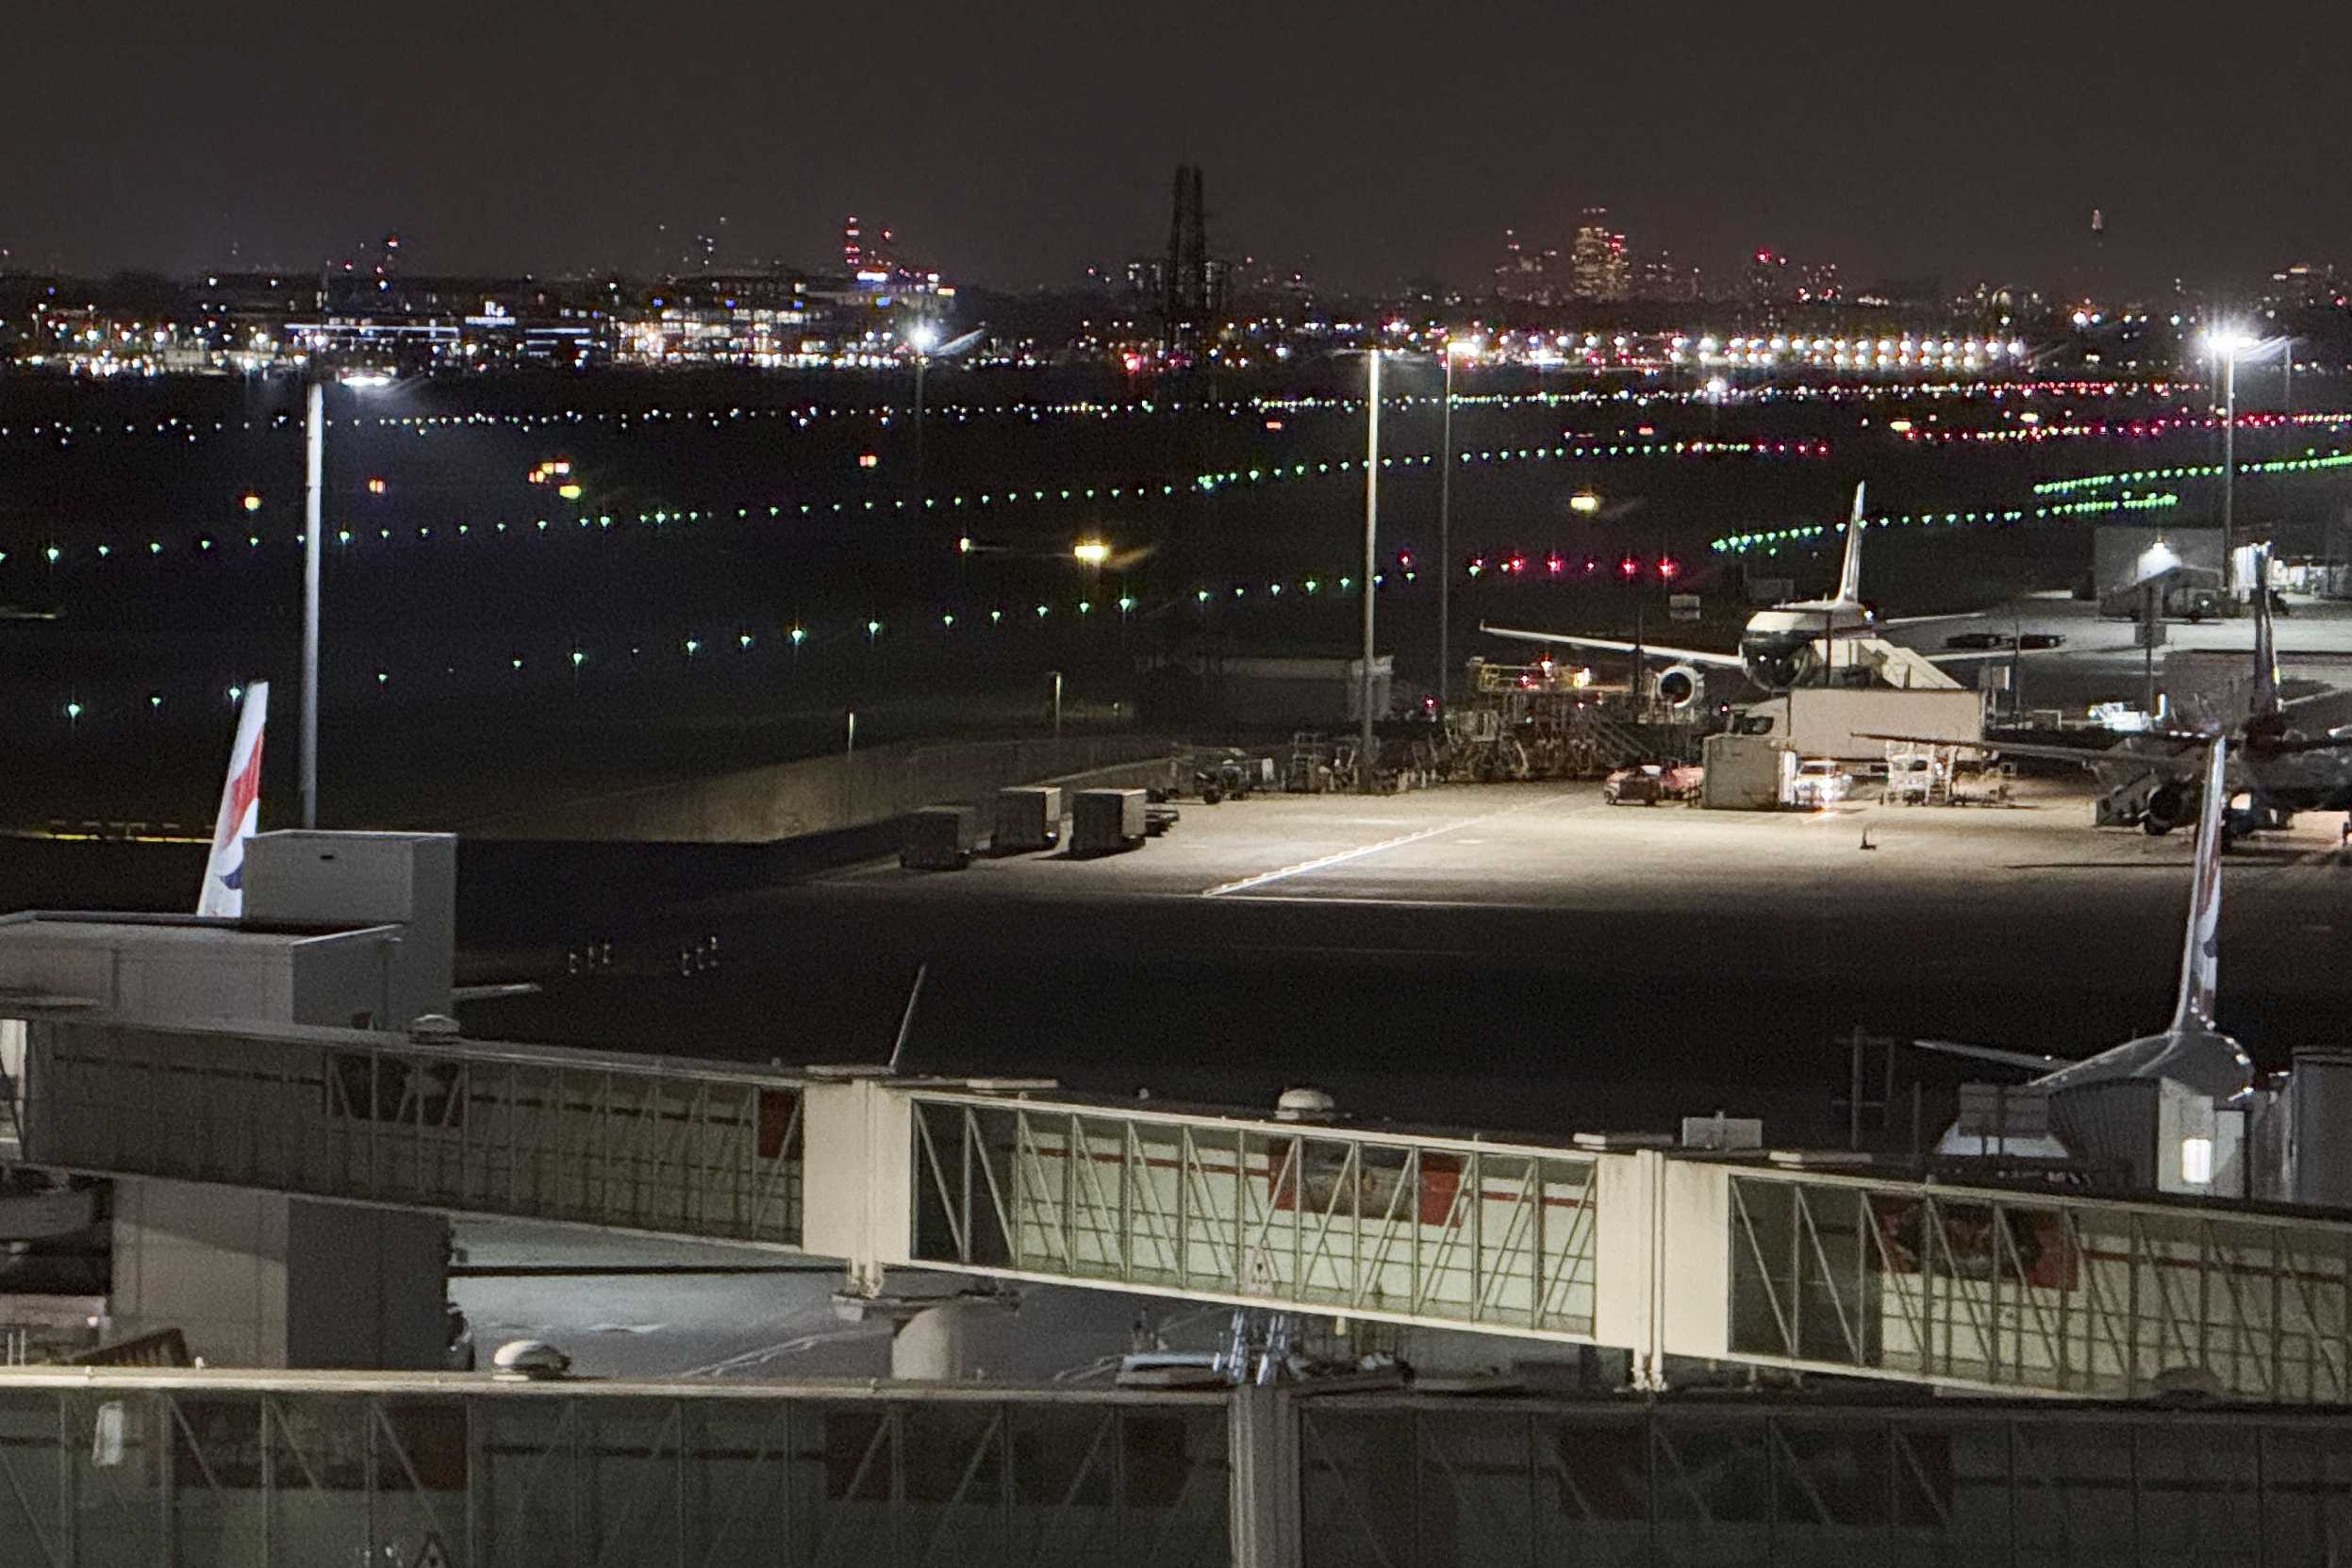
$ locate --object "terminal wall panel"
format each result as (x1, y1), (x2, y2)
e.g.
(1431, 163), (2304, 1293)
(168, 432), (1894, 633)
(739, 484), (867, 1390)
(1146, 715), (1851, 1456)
(246, 830), (455, 1023)
(115, 949), (294, 1028)
(108, 1176), (291, 1366)
(803, 1079), (916, 1278)
(1590, 1150), (1656, 1358)
(1660, 1160), (1731, 1361)
(289, 929), (399, 1031)
(0, 925), (297, 1025)
(285, 1198), (451, 1369)
(0, 1384), (1234, 1568)
(0, 931), (117, 1008)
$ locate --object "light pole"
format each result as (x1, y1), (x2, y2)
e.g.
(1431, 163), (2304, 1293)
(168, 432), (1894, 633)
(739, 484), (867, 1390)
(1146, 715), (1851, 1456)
(1051, 669), (1064, 741)
(1359, 348), (1383, 792)
(1438, 336), (1480, 712)
(298, 366), (390, 830)
(301, 375), (323, 829)
(2204, 328), (2257, 586)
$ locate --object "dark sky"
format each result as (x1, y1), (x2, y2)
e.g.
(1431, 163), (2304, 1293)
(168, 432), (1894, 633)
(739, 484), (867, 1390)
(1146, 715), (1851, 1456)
(2, 0), (2344, 295)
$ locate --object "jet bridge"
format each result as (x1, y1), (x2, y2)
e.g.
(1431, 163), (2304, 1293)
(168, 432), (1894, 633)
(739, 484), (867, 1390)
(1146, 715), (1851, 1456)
(13, 1369), (2352, 1568)
(12, 1016), (2352, 1405)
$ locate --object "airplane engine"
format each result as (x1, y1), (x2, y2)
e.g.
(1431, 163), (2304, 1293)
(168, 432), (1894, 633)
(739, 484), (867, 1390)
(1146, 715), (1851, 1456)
(2142, 783), (2190, 836)
(1650, 664), (1703, 709)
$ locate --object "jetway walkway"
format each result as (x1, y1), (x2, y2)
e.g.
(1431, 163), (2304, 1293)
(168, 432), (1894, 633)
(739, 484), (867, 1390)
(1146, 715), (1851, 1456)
(9, 1368), (2352, 1567)
(14, 1017), (2352, 1405)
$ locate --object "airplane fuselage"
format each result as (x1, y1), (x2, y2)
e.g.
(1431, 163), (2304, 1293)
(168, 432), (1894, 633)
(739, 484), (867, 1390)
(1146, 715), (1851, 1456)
(1738, 601), (1880, 687)
(2106, 733), (2352, 833)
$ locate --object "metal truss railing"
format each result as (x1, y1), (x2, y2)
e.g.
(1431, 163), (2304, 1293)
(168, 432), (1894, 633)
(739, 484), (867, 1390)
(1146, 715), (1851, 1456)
(1298, 1397), (2352, 1568)
(0, 1378), (1230, 1568)
(905, 1097), (1598, 1335)
(1726, 1170), (2352, 1401)
(21, 1020), (803, 1246)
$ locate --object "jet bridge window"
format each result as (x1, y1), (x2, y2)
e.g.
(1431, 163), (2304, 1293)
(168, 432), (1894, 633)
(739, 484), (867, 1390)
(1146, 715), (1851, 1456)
(1733, 714), (1777, 736)
(1267, 1137), (1463, 1226)
(325, 1050), (467, 1128)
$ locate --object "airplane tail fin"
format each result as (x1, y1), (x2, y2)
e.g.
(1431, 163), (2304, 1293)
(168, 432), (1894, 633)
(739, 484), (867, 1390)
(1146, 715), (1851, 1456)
(1835, 482), (1868, 603)
(197, 682), (268, 918)
(2167, 737), (2228, 1032)
(2252, 543), (2278, 719)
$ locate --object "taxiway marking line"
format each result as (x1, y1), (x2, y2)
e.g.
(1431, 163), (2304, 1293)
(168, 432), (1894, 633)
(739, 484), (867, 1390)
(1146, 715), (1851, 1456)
(1201, 799), (1552, 898)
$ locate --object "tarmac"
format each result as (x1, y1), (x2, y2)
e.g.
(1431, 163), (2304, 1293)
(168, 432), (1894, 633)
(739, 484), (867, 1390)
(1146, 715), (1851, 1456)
(819, 772), (2324, 914)
(459, 767), (2352, 1380)
(465, 760), (2352, 1151)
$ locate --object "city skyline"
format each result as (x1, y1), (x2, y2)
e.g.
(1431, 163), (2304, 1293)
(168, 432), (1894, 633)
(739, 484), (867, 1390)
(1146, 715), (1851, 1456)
(2, 0), (2346, 294)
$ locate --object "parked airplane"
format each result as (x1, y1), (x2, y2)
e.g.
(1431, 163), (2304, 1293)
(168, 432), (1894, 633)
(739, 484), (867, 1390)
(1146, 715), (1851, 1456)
(1481, 483), (1976, 692)
(1919, 549), (2352, 834)
(196, 683), (267, 918)
(1923, 737), (2255, 1177)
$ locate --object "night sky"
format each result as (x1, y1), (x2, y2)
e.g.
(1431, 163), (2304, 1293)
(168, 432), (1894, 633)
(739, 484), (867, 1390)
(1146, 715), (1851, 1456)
(2, 0), (2344, 294)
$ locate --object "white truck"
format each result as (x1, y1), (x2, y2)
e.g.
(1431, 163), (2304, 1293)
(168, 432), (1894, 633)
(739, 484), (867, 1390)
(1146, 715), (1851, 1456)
(1729, 687), (1982, 766)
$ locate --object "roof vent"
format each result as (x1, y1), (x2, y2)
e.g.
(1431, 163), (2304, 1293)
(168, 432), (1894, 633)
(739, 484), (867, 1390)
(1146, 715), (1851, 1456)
(1274, 1086), (1337, 1123)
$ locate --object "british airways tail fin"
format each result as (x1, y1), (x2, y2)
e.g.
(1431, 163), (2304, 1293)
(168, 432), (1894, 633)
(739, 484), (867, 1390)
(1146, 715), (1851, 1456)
(1835, 482), (1868, 603)
(197, 683), (268, 918)
(2167, 737), (2228, 1032)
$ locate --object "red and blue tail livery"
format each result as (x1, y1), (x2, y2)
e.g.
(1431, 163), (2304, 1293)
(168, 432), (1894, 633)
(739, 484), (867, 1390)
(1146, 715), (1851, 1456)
(197, 683), (269, 918)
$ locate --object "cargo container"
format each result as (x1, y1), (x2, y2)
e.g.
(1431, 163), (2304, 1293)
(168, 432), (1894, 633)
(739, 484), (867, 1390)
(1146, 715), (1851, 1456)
(1070, 789), (1147, 856)
(990, 786), (1062, 854)
(901, 805), (977, 870)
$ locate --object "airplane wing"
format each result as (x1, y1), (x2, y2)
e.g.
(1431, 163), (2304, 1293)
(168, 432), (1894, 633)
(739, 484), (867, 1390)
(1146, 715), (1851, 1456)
(1914, 1038), (2077, 1073)
(451, 982), (542, 1002)
(1871, 611), (1986, 630)
(2281, 686), (2352, 734)
(2271, 732), (2352, 754)
(1858, 733), (2206, 774)
(1479, 623), (1747, 669)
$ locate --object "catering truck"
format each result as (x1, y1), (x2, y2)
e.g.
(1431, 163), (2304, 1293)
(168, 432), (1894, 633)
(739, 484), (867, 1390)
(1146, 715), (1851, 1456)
(1728, 687), (1982, 765)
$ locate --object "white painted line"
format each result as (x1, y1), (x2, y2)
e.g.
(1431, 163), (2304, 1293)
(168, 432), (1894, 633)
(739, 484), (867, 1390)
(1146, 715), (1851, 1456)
(1201, 799), (1551, 898)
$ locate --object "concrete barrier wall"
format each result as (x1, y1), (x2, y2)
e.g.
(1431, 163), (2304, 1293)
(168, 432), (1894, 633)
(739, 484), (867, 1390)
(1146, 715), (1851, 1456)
(471, 734), (1176, 844)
